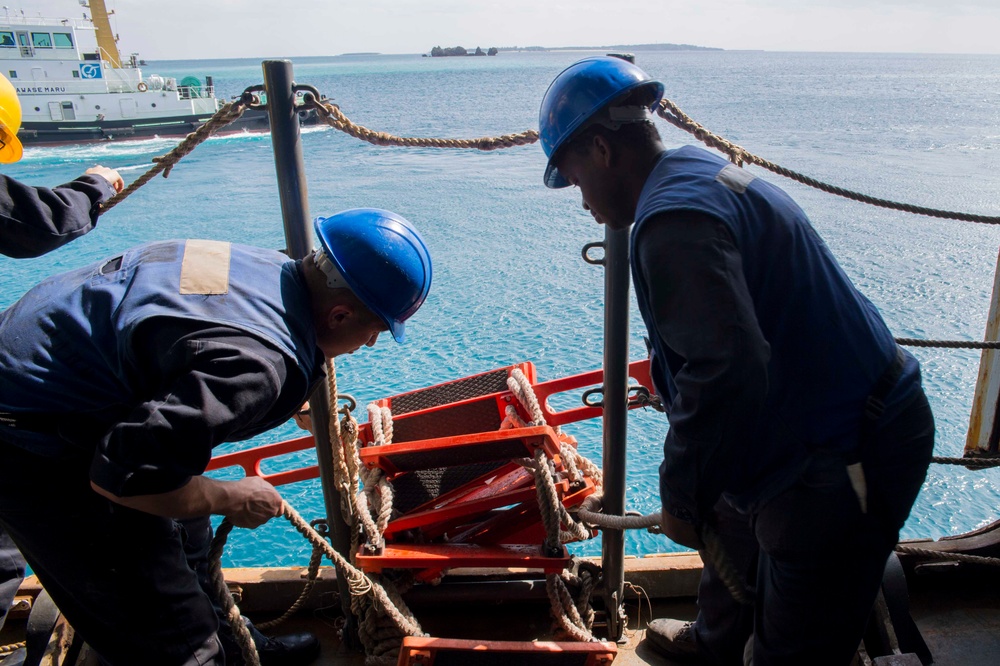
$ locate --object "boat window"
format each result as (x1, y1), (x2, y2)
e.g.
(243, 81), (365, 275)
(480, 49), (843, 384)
(53, 33), (74, 49)
(7, 71), (16, 79)
(0, 32), (14, 48)
(31, 33), (52, 49)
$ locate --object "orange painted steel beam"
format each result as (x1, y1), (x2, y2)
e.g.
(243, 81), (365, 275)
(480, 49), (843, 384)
(357, 425), (563, 477)
(355, 543), (570, 574)
(397, 636), (617, 666)
(206, 435), (317, 486)
(534, 358), (654, 427)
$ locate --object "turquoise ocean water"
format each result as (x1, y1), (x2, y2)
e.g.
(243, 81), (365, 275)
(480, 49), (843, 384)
(3, 50), (1000, 567)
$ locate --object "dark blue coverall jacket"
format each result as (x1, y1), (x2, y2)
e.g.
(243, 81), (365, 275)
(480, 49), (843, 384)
(632, 145), (933, 665)
(0, 240), (325, 665)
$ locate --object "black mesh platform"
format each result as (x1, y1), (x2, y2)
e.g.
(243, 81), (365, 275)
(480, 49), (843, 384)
(392, 398), (503, 443)
(392, 461), (508, 515)
(391, 368), (511, 415)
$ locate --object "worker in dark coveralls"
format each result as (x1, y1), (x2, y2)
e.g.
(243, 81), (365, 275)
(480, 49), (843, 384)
(0, 71), (123, 654)
(539, 56), (934, 665)
(0, 208), (433, 666)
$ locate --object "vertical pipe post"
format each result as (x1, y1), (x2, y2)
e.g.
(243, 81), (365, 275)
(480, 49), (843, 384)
(601, 224), (631, 641)
(262, 60), (360, 648)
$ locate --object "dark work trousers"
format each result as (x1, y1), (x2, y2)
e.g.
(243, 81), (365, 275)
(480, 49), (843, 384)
(0, 440), (224, 666)
(179, 515), (269, 665)
(0, 526), (26, 632)
(691, 390), (935, 666)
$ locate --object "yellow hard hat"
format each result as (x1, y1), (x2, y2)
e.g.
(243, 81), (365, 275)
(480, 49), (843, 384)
(0, 73), (23, 163)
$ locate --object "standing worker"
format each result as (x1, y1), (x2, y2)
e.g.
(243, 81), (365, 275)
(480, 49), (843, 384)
(0, 71), (123, 661)
(0, 208), (432, 666)
(538, 56), (934, 665)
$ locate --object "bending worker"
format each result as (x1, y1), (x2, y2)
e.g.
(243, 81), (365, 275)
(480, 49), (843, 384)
(539, 56), (934, 665)
(0, 208), (432, 666)
(0, 71), (123, 656)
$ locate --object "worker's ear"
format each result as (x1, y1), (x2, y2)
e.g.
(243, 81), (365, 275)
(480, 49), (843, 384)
(325, 304), (354, 331)
(590, 133), (614, 169)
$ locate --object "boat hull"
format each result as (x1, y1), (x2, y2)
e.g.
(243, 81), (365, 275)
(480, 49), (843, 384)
(17, 108), (322, 147)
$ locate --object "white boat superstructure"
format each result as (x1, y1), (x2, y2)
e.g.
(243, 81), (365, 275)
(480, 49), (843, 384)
(1, 3), (267, 144)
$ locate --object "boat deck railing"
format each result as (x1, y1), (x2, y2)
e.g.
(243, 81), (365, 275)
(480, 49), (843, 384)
(0, 15), (94, 29)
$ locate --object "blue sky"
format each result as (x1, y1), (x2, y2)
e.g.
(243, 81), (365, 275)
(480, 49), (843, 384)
(18, 0), (1000, 59)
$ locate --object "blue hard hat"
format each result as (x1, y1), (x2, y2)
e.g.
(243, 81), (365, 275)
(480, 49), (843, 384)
(539, 56), (664, 188)
(313, 208), (432, 343)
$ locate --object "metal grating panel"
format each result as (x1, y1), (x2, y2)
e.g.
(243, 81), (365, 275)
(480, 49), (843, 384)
(391, 369), (510, 415)
(387, 440), (532, 473)
(392, 400), (503, 443)
(392, 462), (506, 515)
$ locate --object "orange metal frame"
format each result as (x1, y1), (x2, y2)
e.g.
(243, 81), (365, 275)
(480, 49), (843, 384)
(205, 359), (654, 486)
(355, 543), (571, 575)
(396, 636), (617, 666)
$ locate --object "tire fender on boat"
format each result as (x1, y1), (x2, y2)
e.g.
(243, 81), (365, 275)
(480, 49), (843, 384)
(137, 82), (148, 92)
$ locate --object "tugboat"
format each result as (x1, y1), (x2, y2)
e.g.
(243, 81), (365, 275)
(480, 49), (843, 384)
(2, 1), (315, 146)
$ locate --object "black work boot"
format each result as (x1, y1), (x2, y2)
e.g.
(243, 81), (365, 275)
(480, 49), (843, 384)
(645, 618), (705, 663)
(220, 616), (320, 666)
(254, 631), (320, 666)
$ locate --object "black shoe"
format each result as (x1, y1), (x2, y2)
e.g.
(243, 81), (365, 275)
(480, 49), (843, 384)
(645, 619), (705, 663)
(255, 632), (320, 666)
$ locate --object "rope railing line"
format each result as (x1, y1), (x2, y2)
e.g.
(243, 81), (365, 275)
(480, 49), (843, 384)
(98, 98), (250, 212)
(895, 544), (1000, 567)
(931, 456), (1000, 468)
(896, 338), (1000, 350)
(307, 96), (539, 150)
(91, 81), (995, 232)
(656, 98), (1000, 225)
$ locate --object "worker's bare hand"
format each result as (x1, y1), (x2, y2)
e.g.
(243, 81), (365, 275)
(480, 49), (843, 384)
(293, 401), (313, 433)
(226, 476), (283, 529)
(85, 165), (125, 193)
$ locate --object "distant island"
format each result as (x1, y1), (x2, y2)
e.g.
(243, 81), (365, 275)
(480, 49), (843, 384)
(498, 43), (721, 52)
(426, 46), (498, 57)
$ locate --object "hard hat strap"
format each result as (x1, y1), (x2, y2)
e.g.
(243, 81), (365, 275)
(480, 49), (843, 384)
(313, 249), (348, 289)
(595, 105), (651, 131)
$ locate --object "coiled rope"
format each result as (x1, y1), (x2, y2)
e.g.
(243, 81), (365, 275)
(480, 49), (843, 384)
(325, 359), (420, 666)
(208, 500), (424, 666)
(506, 366), (757, 608)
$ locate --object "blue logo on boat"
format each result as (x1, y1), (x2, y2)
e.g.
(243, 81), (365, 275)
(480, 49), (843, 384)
(80, 63), (103, 79)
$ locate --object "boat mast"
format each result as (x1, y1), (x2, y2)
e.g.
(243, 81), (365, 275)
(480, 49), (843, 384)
(85, 0), (122, 68)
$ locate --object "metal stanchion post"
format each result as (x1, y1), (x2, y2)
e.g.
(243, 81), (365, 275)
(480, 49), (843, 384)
(261, 59), (360, 649)
(601, 224), (631, 641)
